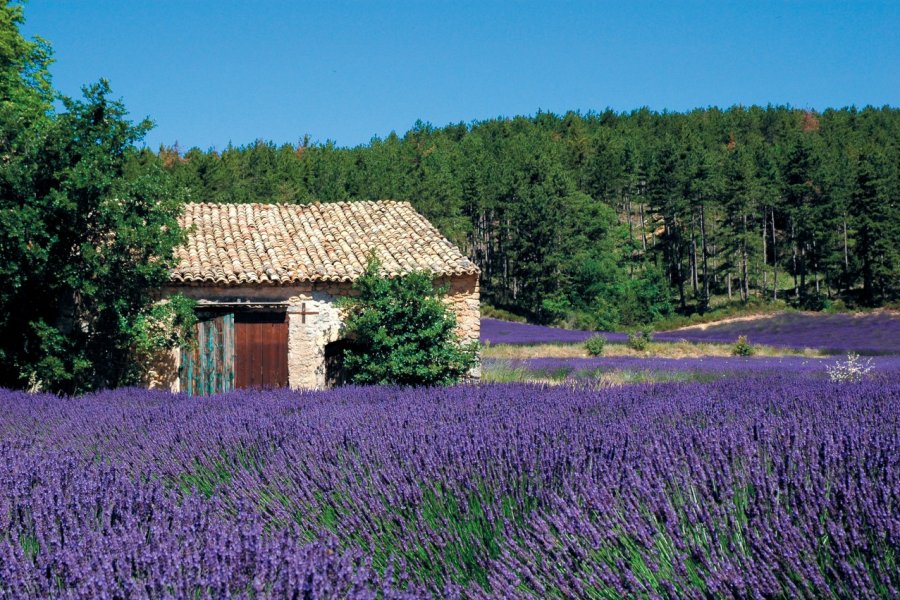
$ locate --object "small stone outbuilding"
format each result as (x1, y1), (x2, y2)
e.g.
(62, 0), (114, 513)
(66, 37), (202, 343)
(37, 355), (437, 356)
(156, 201), (480, 393)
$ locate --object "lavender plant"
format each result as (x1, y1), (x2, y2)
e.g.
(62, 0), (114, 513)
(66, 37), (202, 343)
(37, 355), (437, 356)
(484, 355), (900, 382)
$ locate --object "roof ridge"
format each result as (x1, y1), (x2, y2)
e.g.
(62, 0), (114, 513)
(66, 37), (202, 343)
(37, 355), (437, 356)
(186, 199), (412, 209)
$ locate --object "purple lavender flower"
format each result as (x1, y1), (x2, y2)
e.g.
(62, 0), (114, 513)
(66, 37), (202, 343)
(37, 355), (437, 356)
(0, 378), (897, 596)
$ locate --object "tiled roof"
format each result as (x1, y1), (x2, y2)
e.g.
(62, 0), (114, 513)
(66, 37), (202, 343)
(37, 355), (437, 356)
(171, 201), (479, 286)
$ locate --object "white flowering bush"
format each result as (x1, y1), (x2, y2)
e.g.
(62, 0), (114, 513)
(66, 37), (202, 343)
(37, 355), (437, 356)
(826, 353), (874, 383)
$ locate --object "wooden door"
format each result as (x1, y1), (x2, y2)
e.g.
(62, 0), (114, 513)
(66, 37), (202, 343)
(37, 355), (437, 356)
(234, 312), (289, 389)
(180, 313), (235, 395)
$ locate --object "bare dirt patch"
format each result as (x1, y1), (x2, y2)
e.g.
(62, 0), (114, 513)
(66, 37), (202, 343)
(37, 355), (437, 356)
(668, 312), (786, 332)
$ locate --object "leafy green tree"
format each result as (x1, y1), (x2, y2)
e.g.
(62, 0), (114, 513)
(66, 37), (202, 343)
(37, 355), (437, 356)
(0, 3), (189, 392)
(0, 0), (52, 118)
(647, 133), (689, 310)
(504, 147), (574, 322)
(848, 145), (899, 304)
(340, 257), (478, 386)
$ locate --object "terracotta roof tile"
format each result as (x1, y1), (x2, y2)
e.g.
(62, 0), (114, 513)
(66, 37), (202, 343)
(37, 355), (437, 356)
(171, 201), (479, 286)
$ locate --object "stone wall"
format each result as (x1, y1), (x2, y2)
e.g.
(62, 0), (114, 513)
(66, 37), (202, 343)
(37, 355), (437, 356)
(285, 284), (347, 389)
(156, 273), (480, 390)
(438, 273), (481, 348)
(145, 347), (181, 393)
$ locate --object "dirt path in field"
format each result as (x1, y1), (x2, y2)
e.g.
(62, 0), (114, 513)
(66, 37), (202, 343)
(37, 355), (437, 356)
(669, 312), (783, 332)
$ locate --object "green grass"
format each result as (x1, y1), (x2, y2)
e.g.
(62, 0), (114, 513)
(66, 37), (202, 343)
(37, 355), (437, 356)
(175, 443), (267, 501)
(480, 304), (528, 322)
(19, 532), (40, 561)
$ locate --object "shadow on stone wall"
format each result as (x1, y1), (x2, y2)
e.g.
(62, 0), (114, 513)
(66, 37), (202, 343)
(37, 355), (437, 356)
(144, 347), (179, 392)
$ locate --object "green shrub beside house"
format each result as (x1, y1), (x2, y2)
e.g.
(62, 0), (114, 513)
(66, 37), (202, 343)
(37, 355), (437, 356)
(340, 258), (479, 386)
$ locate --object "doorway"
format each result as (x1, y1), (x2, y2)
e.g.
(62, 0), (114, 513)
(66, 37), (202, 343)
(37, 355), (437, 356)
(180, 309), (289, 394)
(323, 338), (364, 387)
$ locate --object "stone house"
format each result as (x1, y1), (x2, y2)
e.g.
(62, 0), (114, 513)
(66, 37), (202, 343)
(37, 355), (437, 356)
(156, 201), (480, 393)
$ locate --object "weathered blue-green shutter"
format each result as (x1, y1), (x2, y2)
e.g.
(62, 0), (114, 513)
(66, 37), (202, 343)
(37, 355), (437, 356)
(180, 313), (235, 395)
(222, 313), (235, 392)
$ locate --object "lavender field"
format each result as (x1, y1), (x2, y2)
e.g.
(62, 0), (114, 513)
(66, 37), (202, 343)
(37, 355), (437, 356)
(481, 317), (628, 345)
(2, 380), (898, 597)
(654, 312), (900, 354)
(481, 312), (900, 354)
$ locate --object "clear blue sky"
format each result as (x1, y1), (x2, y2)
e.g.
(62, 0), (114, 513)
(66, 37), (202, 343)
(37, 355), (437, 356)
(21, 0), (899, 151)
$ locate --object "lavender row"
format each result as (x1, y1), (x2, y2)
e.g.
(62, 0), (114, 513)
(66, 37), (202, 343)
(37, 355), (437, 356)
(488, 354), (900, 381)
(655, 311), (900, 354)
(480, 317), (628, 345)
(0, 449), (424, 598)
(1, 380), (898, 597)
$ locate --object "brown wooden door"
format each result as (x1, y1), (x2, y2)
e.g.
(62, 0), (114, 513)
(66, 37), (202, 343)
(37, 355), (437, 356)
(234, 312), (289, 389)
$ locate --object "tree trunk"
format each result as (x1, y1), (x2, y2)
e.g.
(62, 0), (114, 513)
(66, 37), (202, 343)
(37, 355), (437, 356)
(861, 228), (874, 306)
(665, 216), (686, 311)
(623, 194), (633, 276)
(700, 203), (709, 311)
(799, 242), (807, 298)
(791, 219), (799, 299)
(771, 208), (778, 301)
(813, 238), (820, 294)
(639, 202), (648, 251)
(761, 207), (767, 297)
(712, 243), (718, 285)
(676, 220), (686, 311)
(626, 194), (634, 249)
(741, 213), (749, 303)
(691, 211), (698, 298)
(842, 217), (849, 292)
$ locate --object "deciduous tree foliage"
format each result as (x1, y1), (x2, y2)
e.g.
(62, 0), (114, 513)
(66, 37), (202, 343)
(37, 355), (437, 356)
(150, 105), (898, 321)
(0, 2), (188, 393)
(339, 257), (479, 386)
